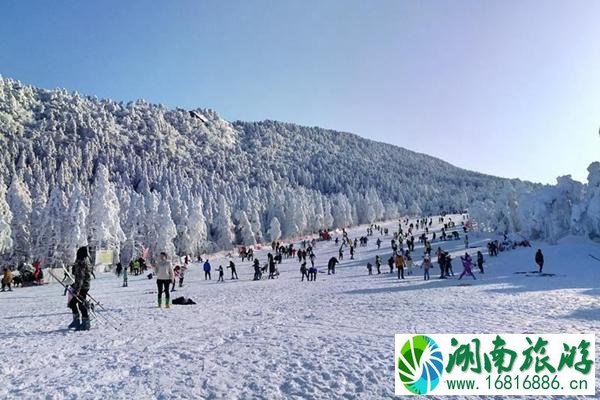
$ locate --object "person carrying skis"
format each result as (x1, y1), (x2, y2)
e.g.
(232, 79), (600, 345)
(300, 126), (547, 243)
(228, 260), (238, 280)
(155, 252), (174, 308)
(300, 262), (309, 281)
(476, 251), (484, 273)
(535, 249), (544, 273)
(68, 246), (93, 331)
(327, 257), (339, 275)
(422, 255), (431, 281)
(217, 265), (224, 282)
(458, 253), (476, 280)
(203, 259), (211, 280)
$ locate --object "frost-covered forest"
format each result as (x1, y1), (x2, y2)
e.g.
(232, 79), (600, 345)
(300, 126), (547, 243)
(0, 76), (595, 265)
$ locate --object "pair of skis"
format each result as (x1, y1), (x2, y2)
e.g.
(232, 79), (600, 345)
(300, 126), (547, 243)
(48, 267), (122, 330)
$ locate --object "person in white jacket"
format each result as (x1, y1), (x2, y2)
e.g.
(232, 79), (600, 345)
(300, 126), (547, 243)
(154, 252), (174, 308)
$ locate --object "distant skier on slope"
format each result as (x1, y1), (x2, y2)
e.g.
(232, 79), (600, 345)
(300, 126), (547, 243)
(228, 260), (238, 280)
(535, 249), (544, 273)
(67, 246), (93, 331)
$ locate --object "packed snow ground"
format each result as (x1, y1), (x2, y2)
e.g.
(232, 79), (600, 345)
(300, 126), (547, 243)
(1, 216), (599, 400)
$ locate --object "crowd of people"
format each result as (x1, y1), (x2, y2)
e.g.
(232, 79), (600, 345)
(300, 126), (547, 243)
(1, 213), (549, 333)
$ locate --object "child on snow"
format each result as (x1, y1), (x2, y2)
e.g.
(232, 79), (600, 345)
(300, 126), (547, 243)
(422, 255), (431, 281)
(458, 253), (476, 280)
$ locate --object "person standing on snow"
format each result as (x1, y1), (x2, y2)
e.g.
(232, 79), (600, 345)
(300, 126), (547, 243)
(300, 262), (309, 281)
(217, 265), (224, 282)
(395, 252), (405, 279)
(535, 249), (544, 273)
(203, 259), (212, 280)
(228, 260), (238, 280)
(253, 258), (261, 280)
(476, 251), (484, 273)
(422, 255), (431, 281)
(67, 246), (93, 331)
(375, 255), (382, 274)
(376, 238), (381, 250)
(458, 253), (476, 280)
(1, 266), (13, 292)
(154, 252), (174, 308)
(366, 262), (373, 275)
(387, 256), (394, 274)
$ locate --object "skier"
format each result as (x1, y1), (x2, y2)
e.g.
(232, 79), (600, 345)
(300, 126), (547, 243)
(366, 262), (373, 275)
(154, 252), (174, 308)
(228, 260), (238, 280)
(1, 266), (13, 292)
(203, 259), (212, 280)
(476, 251), (484, 273)
(375, 255), (381, 274)
(300, 262), (309, 281)
(387, 256), (394, 274)
(327, 257), (339, 275)
(458, 253), (476, 280)
(535, 249), (544, 273)
(67, 246), (92, 331)
(395, 253), (405, 279)
(422, 255), (431, 281)
(217, 265), (224, 282)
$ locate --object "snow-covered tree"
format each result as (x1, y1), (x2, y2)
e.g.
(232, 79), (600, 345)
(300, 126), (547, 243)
(154, 197), (177, 258)
(63, 182), (89, 263)
(236, 210), (256, 246)
(6, 176), (31, 260)
(88, 165), (125, 249)
(268, 217), (281, 242)
(213, 195), (234, 249)
(0, 182), (13, 255)
(184, 196), (208, 256)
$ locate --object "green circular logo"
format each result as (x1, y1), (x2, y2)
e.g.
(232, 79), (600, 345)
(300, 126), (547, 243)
(397, 335), (444, 394)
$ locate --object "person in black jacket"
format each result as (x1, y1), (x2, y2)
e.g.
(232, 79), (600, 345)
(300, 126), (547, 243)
(535, 249), (544, 273)
(68, 246), (92, 331)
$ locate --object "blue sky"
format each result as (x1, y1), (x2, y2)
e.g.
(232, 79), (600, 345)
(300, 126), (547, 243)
(1, 0), (598, 184)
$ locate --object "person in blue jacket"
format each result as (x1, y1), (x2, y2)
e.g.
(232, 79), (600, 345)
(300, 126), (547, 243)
(203, 259), (211, 280)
